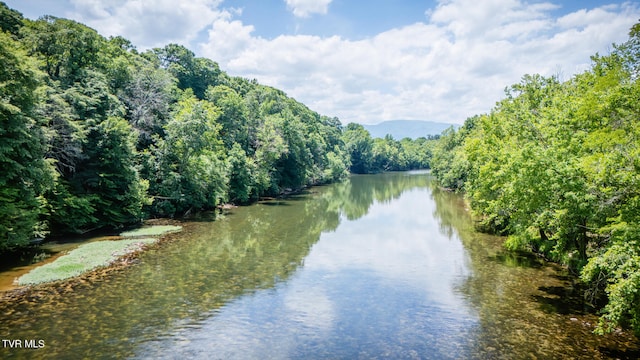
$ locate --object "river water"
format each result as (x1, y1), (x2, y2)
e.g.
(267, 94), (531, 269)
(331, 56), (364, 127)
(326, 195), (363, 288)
(0, 172), (638, 359)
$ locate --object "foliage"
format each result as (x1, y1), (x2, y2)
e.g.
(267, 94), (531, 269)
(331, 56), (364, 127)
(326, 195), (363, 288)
(226, 143), (257, 204)
(430, 123), (470, 192)
(22, 16), (105, 85)
(0, 4), (431, 264)
(206, 85), (250, 150)
(0, 1), (23, 36)
(120, 64), (176, 147)
(343, 123), (435, 174)
(430, 23), (640, 335)
(0, 31), (50, 251)
(150, 93), (228, 216)
(342, 123), (374, 174)
(150, 44), (223, 99)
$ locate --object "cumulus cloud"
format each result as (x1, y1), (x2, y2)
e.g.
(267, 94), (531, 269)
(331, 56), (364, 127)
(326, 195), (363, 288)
(61, 0), (640, 125)
(284, 0), (333, 18)
(67, 0), (224, 49)
(199, 0), (639, 124)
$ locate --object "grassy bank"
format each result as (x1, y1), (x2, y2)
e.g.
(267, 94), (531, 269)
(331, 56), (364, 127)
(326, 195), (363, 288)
(17, 239), (157, 285)
(119, 225), (182, 237)
(16, 225), (183, 286)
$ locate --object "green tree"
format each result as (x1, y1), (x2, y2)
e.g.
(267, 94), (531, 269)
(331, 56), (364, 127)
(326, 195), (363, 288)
(22, 16), (104, 85)
(342, 123), (374, 174)
(226, 143), (257, 204)
(577, 34), (640, 334)
(121, 64), (176, 147)
(38, 83), (85, 186)
(274, 110), (313, 189)
(151, 92), (229, 216)
(430, 124), (471, 192)
(151, 44), (222, 99)
(0, 32), (50, 250)
(59, 117), (149, 231)
(0, 1), (24, 37)
(206, 85), (250, 150)
(322, 146), (350, 182)
(253, 114), (289, 195)
(431, 22), (640, 335)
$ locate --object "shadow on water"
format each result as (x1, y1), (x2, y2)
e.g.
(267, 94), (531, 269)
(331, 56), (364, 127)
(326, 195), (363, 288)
(489, 250), (544, 269)
(259, 201), (291, 206)
(533, 285), (595, 315)
(599, 346), (640, 360)
(1, 171), (638, 359)
(0, 172), (431, 359)
(429, 180), (640, 359)
(0, 248), (50, 272)
(480, 229), (599, 318)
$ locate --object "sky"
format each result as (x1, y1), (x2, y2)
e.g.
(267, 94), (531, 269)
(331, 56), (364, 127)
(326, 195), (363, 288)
(5, 0), (640, 125)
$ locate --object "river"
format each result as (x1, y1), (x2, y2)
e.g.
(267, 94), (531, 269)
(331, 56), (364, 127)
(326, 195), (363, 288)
(0, 171), (638, 359)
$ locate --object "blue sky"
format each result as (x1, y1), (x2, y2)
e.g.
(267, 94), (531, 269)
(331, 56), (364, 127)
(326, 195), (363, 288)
(5, 0), (640, 125)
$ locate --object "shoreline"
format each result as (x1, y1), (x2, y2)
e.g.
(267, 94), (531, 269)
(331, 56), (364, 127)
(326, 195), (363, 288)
(0, 196), (290, 300)
(0, 219), (184, 305)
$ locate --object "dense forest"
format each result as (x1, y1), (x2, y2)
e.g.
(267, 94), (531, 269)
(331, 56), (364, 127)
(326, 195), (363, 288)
(431, 22), (640, 335)
(3, 0), (640, 342)
(0, 3), (433, 254)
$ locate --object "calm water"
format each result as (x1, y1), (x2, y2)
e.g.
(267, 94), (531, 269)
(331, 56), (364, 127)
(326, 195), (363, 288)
(1, 172), (638, 359)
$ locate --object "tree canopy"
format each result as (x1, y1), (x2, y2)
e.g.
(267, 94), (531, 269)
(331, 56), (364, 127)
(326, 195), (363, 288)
(0, 1), (434, 254)
(431, 22), (640, 335)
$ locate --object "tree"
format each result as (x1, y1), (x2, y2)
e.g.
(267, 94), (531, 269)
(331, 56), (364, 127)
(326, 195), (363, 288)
(322, 147), (350, 182)
(38, 84), (84, 175)
(57, 117), (149, 231)
(151, 92), (229, 216)
(206, 85), (250, 150)
(274, 110), (313, 189)
(226, 143), (257, 204)
(577, 34), (640, 334)
(22, 16), (104, 85)
(0, 1), (24, 37)
(342, 123), (374, 174)
(121, 64), (176, 147)
(252, 114), (289, 195)
(0, 32), (50, 250)
(431, 22), (640, 334)
(151, 44), (222, 99)
(0, 8), (355, 255)
(430, 124), (470, 192)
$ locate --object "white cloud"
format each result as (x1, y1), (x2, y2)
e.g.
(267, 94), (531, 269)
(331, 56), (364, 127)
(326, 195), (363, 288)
(58, 0), (640, 125)
(199, 0), (640, 125)
(68, 0), (224, 49)
(284, 0), (333, 18)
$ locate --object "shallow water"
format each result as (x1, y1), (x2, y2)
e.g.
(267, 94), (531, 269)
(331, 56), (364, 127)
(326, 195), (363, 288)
(0, 172), (638, 359)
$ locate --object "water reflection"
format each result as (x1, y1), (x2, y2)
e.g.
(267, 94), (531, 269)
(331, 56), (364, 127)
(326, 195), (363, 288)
(0, 172), (637, 359)
(430, 186), (640, 359)
(0, 185), (342, 359)
(134, 173), (477, 359)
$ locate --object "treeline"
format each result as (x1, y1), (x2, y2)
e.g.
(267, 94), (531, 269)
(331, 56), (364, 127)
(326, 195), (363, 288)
(431, 22), (640, 335)
(0, 3), (434, 254)
(343, 123), (435, 174)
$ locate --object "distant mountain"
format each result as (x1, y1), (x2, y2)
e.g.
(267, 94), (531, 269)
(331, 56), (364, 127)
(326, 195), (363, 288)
(362, 120), (457, 140)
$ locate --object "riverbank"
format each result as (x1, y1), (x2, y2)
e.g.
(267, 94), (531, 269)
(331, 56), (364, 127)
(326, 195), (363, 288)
(0, 221), (183, 303)
(1, 172), (639, 359)
(0, 198), (272, 298)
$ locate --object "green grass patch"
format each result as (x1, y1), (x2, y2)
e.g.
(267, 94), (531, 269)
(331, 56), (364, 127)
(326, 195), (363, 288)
(119, 225), (182, 237)
(17, 238), (157, 285)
